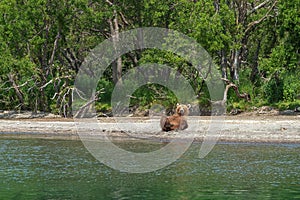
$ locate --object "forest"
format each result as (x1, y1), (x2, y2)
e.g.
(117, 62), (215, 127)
(0, 0), (299, 117)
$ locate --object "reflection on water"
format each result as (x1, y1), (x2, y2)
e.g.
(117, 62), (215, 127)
(0, 139), (299, 199)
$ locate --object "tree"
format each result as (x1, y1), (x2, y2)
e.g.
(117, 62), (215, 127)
(0, 0), (299, 116)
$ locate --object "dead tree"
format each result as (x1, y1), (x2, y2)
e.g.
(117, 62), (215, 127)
(73, 89), (104, 118)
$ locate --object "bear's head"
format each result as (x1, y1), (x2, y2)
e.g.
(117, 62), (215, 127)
(175, 103), (191, 116)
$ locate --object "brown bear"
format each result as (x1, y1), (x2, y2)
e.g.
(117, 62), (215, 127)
(160, 103), (191, 132)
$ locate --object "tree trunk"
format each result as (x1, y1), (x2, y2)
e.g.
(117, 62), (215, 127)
(231, 49), (240, 81)
(109, 10), (122, 85)
(221, 49), (228, 79)
(8, 73), (24, 109)
(67, 89), (73, 117)
(251, 39), (261, 82)
(39, 88), (48, 112)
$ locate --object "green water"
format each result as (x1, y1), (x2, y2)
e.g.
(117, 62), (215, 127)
(0, 139), (299, 199)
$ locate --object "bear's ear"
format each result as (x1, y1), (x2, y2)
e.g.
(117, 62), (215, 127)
(176, 103), (180, 106)
(187, 104), (191, 109)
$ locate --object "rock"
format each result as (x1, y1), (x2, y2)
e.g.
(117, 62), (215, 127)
(280, 110), (297, 116)
(230, 109), (242, 115)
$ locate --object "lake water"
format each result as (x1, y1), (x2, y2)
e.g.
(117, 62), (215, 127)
(0, 139), (299, 199)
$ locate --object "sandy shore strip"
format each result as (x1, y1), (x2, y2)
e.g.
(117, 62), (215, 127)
(0, 115), (299, 143)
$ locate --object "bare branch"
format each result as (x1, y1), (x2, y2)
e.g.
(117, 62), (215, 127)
(105, 0), (113, 6)
(245, 0), (278, 34)
(73, 90), (102, 118)
(40, 75), (72, 89)
(3, 78), (33, 91)
(49, 31), (60, 66)
(41, 79), (53, 89)
(0, 80), (10, 89)
(7, 73), (24, 106)
(119, 11), (129, 26)
(51, 92), (58, 100)
(247, 0), (271, 16)
(73, 87), (87, 101)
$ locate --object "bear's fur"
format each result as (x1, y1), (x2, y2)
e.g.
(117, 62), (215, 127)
(160, 103), (191, 132)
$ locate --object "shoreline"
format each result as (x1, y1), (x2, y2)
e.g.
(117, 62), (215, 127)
(0, 115), (299, 143)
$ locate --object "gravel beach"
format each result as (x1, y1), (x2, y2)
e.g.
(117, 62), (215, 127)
(1, 115), (299, 143)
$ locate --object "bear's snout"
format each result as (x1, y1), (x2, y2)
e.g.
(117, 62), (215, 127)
(179, 108), (185, 115)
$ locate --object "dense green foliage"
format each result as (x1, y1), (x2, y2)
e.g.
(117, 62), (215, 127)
(0, 0), (299, 116)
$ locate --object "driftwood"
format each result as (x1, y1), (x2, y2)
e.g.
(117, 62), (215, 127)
(221, 78), (251, 104)
(212, 78), (251, 107)
(208, 78), (250, 116)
